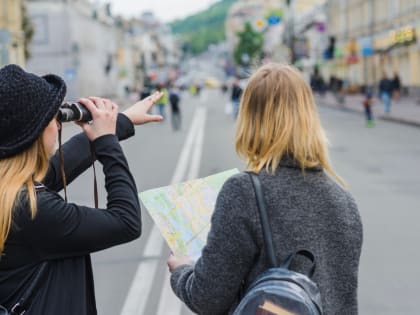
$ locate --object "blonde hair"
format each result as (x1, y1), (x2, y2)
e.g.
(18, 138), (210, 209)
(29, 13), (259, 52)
(0, 137), (50, 254)
(235, 63), (345, 186)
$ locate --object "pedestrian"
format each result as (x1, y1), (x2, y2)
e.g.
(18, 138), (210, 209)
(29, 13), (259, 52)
(0, 64), (163, 314)
(140, 85), (151, 100)
(167, 63), (363, 315)
(169, 85), (182, 131)
(221, 83), (228, 94)
(231, 78), (243, 119)
(363, 88), (374, 127)
(391, 72), (401, 100)
(329, 75), (345, 106)
(189, 84), (197, 96)
(378, 73), (393, 114)
(155, 83), (169, 119)
(310, 66), (326, 96)
(195, 83), (202, 96)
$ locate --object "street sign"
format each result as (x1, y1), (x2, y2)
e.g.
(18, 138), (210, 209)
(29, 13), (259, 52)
(254, 19), (267, 32)
(267, 15), (281, 26)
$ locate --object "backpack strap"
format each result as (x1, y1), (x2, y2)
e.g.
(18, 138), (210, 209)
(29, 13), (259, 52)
(248, 172), (317, 278)
(248, 172), (278, 268)
(10, 262), (49, 315)
(281, 250), (316, 278)
(34, 182), (45, 191)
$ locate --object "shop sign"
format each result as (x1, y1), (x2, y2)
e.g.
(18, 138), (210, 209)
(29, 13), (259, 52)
(359, 36), (374, 56)
(374, 26), (417, 51)
(254, 19), (267, 32)
(267, 15), (281, 25)
(390, 27), (416, 46)
(334, 45), (344, 58)
(315, 22), (326, 33)
(265, 9), (283, 26)
(345, 38), (359, 64)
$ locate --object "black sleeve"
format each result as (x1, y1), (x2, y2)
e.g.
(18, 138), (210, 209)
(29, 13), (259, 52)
(22, 135), (141, 259)
(43, 113), (135, 191)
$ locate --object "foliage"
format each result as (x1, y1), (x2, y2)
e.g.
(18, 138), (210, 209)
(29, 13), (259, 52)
(22, 4), (34, 60)
(233, 22), (263, 66)
(170, 0), (237, 55)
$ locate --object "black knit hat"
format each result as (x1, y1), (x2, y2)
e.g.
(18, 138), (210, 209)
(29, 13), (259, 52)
(0, 64), (67, 158)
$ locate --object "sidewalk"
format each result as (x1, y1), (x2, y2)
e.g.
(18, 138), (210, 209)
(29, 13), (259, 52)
(315, 92), (420, 128)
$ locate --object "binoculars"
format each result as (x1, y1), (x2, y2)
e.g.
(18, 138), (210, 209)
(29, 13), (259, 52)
(57, 102), (92, 123)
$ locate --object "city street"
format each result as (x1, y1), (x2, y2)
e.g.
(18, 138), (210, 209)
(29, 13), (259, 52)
(62, 89), (419, 315)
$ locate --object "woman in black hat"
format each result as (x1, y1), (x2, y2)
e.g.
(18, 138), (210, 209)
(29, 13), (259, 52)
(0, 64), (163, 314)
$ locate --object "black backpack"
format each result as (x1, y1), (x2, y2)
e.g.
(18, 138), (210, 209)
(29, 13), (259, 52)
(232, 173), (323, 315)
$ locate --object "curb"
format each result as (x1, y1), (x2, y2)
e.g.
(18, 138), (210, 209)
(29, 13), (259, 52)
(317, 100), (420, 128)
(379, 115), (420, 128)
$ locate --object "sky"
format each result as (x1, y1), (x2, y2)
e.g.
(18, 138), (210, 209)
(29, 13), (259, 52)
(95, 0), (220, 23)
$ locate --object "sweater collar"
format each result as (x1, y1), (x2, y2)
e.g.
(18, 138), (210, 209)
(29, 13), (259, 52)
(280, 155), (323, 172)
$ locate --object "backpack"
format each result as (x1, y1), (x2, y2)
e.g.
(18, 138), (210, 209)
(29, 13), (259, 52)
(232, 173), (323, 315)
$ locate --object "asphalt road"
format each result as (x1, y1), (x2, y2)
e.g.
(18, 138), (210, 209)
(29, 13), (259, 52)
(61, 89), (419, 315)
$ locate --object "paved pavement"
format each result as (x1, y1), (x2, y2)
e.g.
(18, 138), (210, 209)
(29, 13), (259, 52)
(316, 92), (420, 127)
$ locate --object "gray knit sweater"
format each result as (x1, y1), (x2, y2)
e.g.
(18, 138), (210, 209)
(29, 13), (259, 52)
(171, 157), (363, 315)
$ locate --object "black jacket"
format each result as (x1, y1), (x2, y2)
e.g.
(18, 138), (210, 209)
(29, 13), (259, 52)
(379, 78), (393, 95)
(231, 85), (243, 101)
(0, 114), (141, 315)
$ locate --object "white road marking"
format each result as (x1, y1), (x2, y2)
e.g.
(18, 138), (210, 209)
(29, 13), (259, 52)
(121, 105), (207, 315)
(187, 107), (207, 181)
(171, 106), (203, 183)
(120, 227), (164, 315)
(157, 106), (207, 315)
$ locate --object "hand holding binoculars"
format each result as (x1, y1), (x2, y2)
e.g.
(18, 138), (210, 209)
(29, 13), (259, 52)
(57, 102), (92, 123)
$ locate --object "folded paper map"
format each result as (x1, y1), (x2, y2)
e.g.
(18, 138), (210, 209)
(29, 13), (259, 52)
(139, 169), (239, 260)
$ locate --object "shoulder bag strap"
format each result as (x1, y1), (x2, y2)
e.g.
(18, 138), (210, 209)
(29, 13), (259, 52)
(10, 262), (49, 315)
(9, 184), (49, 315)
(248, 172), (278, 268)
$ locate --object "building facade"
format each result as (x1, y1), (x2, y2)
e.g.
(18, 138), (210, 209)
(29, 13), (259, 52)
(291, 2), (328, 76)
(225, 0), (328, 67)
(326, 0), (420, 94)
(0, 0), (25, 67)
(26, 0), (136, 99)
(225, 0), (282, 53)
(130, 12), (181, 89)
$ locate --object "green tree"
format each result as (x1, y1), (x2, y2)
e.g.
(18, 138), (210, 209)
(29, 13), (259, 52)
(233, 22), (263, 67)
(170, 0), (237, 55)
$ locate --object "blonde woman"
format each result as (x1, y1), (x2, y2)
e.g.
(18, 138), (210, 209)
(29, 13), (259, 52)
(0, 65), (163, 314)
(168, 63), (363, 315)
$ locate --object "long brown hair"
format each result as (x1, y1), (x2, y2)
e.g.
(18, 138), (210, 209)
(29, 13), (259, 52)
(0, 137), (50, 254)
(235, 63), (345, 186)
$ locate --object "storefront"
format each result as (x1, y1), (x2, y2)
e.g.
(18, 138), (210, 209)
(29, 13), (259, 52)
(373, 25), (418, 93)
(325, 38), (363, 92)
